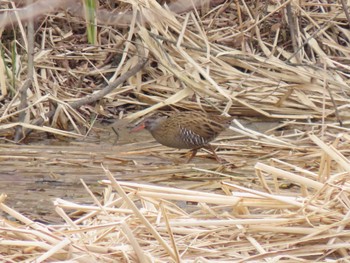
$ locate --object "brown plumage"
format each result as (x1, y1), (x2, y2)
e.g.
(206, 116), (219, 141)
(132, 111), (233, 162)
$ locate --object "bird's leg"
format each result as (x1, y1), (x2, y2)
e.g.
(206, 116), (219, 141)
(204, 144), (222, 163)
(185, 148), (198, 163)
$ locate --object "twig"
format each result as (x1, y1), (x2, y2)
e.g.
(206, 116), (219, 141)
(286, 9), (343, 62)
(14, 79), (31, 140)
(326, 85), (342, 127)
(21, 39), (147, 140)
(340, 0), (350, 28)
(286, 2), (300, 63)
(69, 41), (147, 109)
(149, 32), (206, 53)
(14, 1), (34, 142)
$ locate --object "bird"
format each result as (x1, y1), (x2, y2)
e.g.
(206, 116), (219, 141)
(131, 111), (233, 163)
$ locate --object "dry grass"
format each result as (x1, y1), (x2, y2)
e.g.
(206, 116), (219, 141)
(1, 147), (350, 262)
(1, 0), (350, 261)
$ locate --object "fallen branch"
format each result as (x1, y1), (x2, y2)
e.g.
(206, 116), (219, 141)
(21, 39), (147, 140)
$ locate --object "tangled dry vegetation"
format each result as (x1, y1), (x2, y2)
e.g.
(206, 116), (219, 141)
(1, 0), (350, 262)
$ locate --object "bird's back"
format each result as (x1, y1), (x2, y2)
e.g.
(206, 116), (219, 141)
(150, 112), (233, 149)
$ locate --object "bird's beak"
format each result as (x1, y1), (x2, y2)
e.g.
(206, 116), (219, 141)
(131, 122), (146, 132)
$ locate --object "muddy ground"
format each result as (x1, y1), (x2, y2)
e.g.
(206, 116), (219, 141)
(0, 120), (277, 223)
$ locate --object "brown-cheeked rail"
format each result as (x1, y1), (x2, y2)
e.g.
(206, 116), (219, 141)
(131, 111), (233, 163)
